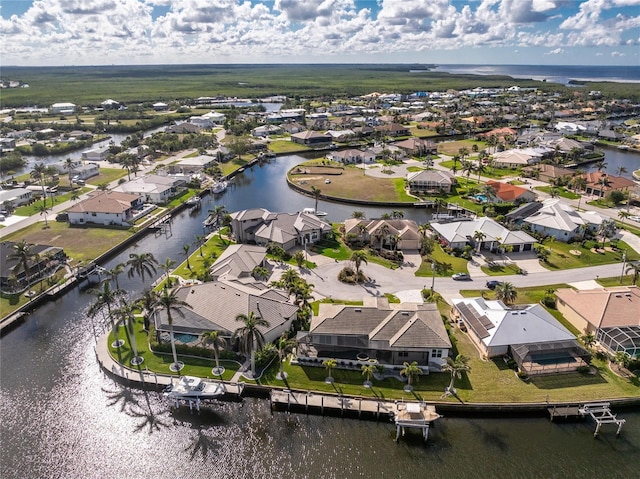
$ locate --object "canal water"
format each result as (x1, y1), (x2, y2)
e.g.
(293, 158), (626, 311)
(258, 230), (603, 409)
(1, 154), (639, 478)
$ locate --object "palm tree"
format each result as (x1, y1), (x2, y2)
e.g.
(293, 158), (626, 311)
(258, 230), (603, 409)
(115, 302), (144, 365)
(595, 160), (608, 172)
(391, 210), (404, 219)
(625, 261), (640, 285)
(310, 186), (321, 212)
(160, 257), (176, 284)
(495, 282), (518, 305)
(153, 288), (191, 372)
(251, 265), (270, 281)
(322, 358), (337, 383)
(135, 288), (157, 330)
(234, 311), (270, 378)
(596, 175), (611, 198)
(598, 218), (617, 248)
(581, 332), (596, 349)
(351, 210), (365, 219)
(195, 234), (207, 256)
(475, 161), (486, 181)
(442, 354), (471, 396)
(361, 363), (376, 388)
(126, 252), (158, 282)
(461, 160), (474, 186)
(202, 330), (226, 376)
(70, 191), (80, 202)
(350, 250), (368, 279)
(8, 240), (38, 287)
(88, 281), (125, 347)
(293, 250), (305, 268)
(472, 230), (486, 254)
(106, 263), (125, 289)
(618, 210), (630, 226)
(276, 334), (296, 380)
(280, 268), (301, 289)
(36, 203), (50, 227)
(400, 361), (422, 392)
(616, 166), (628, 176)
(63, 157), (75, 183)
(182, 244), (192, 270)
(30, 162), (48, 208)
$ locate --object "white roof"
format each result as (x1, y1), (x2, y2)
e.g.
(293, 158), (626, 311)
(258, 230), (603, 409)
(431, 218), (536, 246)
(523, 198), (604, 232)
(453, 298), (576, 348)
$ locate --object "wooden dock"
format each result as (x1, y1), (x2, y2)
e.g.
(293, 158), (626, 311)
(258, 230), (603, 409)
(547, 405), (584, 421)
(270, 390), (442, 442)
(548, 402), (626, 437)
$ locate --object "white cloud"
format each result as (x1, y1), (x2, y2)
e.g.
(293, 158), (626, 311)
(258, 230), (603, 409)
(611, 50), (626, 56)
(545, 47), (565, 54)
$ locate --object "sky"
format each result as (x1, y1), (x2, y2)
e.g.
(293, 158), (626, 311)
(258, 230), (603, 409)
(1, 0), (639, 66)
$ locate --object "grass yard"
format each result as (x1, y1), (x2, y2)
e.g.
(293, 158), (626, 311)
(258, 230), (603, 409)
(542, 239), (639, 270)
(86, 168), (128, 185)
(481, 261), (522, 276)
(267, 140), (310, 154)
(596, 275), (637, 287)
(436, 139), (481, 156)
(289, 164), (415, 203)
(14, 187), (91, 216)
(171, 233), (231, 281)
(534, 186), (581, 200)
(1, 220), (133, 264)
(415, 244), (469, 277)
(220, 157), (250, 176)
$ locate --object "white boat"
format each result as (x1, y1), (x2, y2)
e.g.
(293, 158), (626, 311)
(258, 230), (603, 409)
(210, 180), (228, 194)
(303, 207), (328, 217)
(163, 376), (226, 401)
(185, 196), (201, 207)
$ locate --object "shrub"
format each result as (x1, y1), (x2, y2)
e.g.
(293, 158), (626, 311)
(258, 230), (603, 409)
(576, 365), (591, 374)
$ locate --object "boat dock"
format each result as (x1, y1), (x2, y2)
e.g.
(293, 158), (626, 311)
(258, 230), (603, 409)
(270, 390), (441, 442)
(548, 402), (626, 437)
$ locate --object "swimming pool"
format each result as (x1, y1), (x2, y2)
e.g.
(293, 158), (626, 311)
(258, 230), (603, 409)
(173, 333), (200, 344)
(473, 194), (488, 203)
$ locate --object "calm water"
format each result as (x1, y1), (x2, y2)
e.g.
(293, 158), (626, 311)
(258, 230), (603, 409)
(434, 64), (640, 85)
(1, 154), (639, 478)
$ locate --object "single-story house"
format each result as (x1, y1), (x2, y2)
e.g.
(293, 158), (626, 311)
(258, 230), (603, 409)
(375, 123), (411, 137)
(491, 149), (545, 168)
(325, 130), (356, 142)
(0, 188), (33, 207)
(152, 102), (168, 111)
(555, 286), (640, 358)
(343, 218), (421, 250)
(0, 241), (66, 290)
(113, 174), (183, 204)
(393, 138), (437, 156)
(520, 198), (605, 241)
(165, 123), (201, 134)
(170, 155), (216, 174)
(70, 163), (100, 180)
(521, 164), (575, 183)
(327, 149), (376, 165)
(153, 279), (298, 346)
(290, 130), (332, 147)
(209, 244), (268, 282)
(81, 147), (110, 162)
(0, 138), (16, 152)
(51, 102), (76, 114)
(230, 208), (332, 251)
(451, 298), (589, 375)
(252, 125), (284, 138)
(406, 170), (456, 194)
(485, 180), (536, 203)
(67, 191), (142, 226)
(431, 217), (537, 253)
(298, 299), (451, 370)
(581, 172), (636, 198)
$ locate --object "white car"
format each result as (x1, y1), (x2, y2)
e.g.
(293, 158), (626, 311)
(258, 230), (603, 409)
(325, 179), (331, 184)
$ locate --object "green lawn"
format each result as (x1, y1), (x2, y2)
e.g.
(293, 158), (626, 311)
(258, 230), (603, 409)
(14, 187), (91, 216)
(268, 140), (311, 154)
(415, 244), (468, 277)
(439, 160), (517, 179)
(596, 275), (637, 287)
(542, 240), (639, 270)
(480, 261), (522, 276)
(534, 186), (581, 200)
(220, 157), (250, 176)
(87, 167), (128, 185)
(172, 233), (231, 281)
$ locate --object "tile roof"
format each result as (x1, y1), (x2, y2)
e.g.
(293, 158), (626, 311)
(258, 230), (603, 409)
(209, 244), (266, 280)
(486, 180), (533, 201)
(431, 217), (536, 246)
(555, 286), (640, 329)
(66, 191), (140, 214)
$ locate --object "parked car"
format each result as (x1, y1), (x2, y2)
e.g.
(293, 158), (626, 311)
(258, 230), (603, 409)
(452, 273), (471, 281)
(325, 179), (331, 184)
(486, 280), (503, 290)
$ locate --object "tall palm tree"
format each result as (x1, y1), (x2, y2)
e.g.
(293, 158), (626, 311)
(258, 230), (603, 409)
(160, 257), (176, 284)
(182, 244), (192, 270)
(194, 234), (207, 256)
(126, 252), (158, 282)
(351, 210), (365, 219)
(115, 302), (144, 365)
(461, 160), (474, 186)
(350, 250), (368, 279)
(36, 203), (50, 227)
(135, 288), (157, 330)
(322, 358), (337, 383)
(280, 268), (301, 289)
(391, 210), (404, 219)
(88, 281), (125, 347)
(442, 354), (471, 396)
(30, 162), (48, 208)
(475, 161), (486, 181)
(595, 160), (608, 172)
(625, 261), (640, 285)
(106, 263), (125, 289)
(495, 282), (518, 305)
(596, 175), (611, 198)
(8, 240), (38, 287)
(310, 186), (321, 212)
(202, 330), (226, 376)
(153, 288), (191, 372)
(581, 332), (596, 349)
(234, 311), (270, 378)
(616, 166), (628, 176)
(63, 157), (75, 183)
(400, 361), (422, 392)
(276, 334), (296, 380)
(618, 210), (630, 226)
(252, 265), (270, 281)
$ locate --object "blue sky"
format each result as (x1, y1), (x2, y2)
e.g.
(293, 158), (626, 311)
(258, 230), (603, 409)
(1, 1), (639, 66)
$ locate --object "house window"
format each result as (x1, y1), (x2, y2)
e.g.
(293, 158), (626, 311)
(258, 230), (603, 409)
(398, 351), (409, 358)
(91, 212), (97, 217)
(432, 349), (443, 358)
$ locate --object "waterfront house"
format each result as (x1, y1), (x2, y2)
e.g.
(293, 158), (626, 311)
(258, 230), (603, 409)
(171, 155), (216, 174)
(485, 180), (536, 204)
(521, 164), (575, 183)
(113, 174), (183, 204)
(230, 208), (332, 252)
(555, 286), (640, 358)
(581, 172), (636, 198)
(252, 125), (284, 138)
(375, 123), (411, 137)
(297, 299), (451, 371)
(490, 149), (545, 169)
(69, 163), (100, 180)
(290, 130), (331, 147)
(343, 218), (421, 250)
(431, 217), (536, 253)
(50, 102), (76, 114)
(153, 279), (298, 346)
(81, 147), (110, 162)
(519, 198), (605, 242)
(67, 191), (142, 226)
(451, 298), (589, 375)
(327, 148), (376, 165)
(406, 169), (455, 194)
